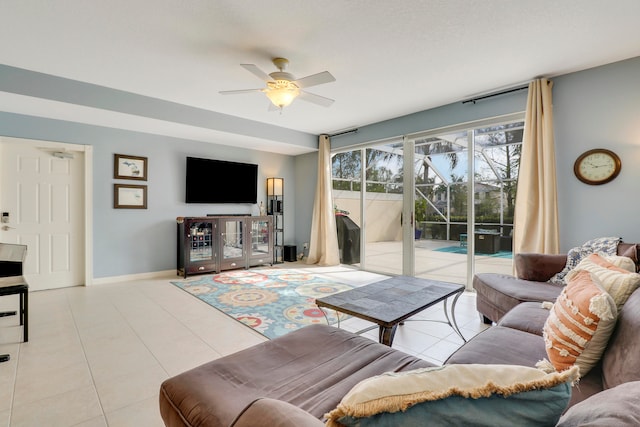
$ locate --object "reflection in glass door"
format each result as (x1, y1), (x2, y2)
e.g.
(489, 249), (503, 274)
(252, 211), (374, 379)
(472, 124), (523, 280)
(332, 149), (362, 268)
(332, 140), (405, 276)
(412, 120), (523, 288)
(220, 218), (244, 270)
(362, 142), (404, 275)
(413, 131), (469, 285)
(249, 218), (270, 257)
(332, 116), (523, 287)
(189, 221), (214, 263)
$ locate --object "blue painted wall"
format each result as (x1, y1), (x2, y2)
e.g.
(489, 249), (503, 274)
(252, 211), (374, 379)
(294, 151), (319, 255)
(0, 112), (298, 278)
(553, 56), (640, 248)
(0, 64), (317, 150)
(321, 56), (640, 251)
(331, 91), (528, 149)
(2, 56), (639, 279)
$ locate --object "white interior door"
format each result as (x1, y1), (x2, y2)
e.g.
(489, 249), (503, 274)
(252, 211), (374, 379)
(0, 138), (86, 290)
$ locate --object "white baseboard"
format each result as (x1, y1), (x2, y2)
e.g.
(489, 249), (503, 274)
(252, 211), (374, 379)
(91, 269), (177, 285)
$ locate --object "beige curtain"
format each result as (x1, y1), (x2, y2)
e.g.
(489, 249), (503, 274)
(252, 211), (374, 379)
(513, 78), (560, 255)
(306, 134), (340, 265)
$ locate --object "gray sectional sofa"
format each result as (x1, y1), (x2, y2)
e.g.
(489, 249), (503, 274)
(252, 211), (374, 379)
(447, 285), (640, 409)
(159, 245), (640, 426)
(159, 325), (434, 427)
(474, 242), (638, 323)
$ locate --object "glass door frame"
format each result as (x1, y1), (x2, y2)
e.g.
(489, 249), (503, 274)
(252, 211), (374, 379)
(360, 139), (405, 275)
(331, 137), (405, 274)
(405, 112), (524, 289)
(402, 136), (415, 276)
(331, 112), (524, 287)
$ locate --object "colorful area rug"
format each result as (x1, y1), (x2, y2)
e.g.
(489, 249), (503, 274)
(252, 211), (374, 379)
(433, 245), (513, 259)
(171, 268), (354, 339)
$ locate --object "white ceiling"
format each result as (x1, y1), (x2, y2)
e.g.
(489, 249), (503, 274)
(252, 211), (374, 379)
(1, 1), (640, 155)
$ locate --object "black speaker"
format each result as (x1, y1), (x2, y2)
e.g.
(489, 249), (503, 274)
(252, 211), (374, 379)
(284, 245), (297, 262)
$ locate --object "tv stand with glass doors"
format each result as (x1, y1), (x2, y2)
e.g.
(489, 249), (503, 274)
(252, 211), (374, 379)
(176, 216), (273, 278)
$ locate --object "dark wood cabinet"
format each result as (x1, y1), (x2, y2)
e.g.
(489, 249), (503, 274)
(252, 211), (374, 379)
(247, 216), (273, 268)
(177, 217), (218, 277)
(177, 216), (273, 278)
(218, 216), (245, 271)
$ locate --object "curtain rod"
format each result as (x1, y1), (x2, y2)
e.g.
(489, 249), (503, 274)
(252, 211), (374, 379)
(462, 85), (529, 105)
(327, 128), (358, 138)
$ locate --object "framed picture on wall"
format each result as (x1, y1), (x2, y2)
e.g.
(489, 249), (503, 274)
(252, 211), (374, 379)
(114, 184), (147, 209)
(114, 154), (148, 181)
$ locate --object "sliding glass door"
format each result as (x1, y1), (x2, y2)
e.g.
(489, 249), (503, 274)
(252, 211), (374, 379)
(362, 141), (404, 275)
(332, 149), (363, 268)
(411, 119), (523, 287)
(332, 114), (524, 287)
(471, 123), (523, 278)
(413, 130), (469, 284)
(332, 139), (404, 275)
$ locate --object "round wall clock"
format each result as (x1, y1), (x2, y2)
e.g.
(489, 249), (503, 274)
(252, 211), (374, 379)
(573, 148), (621, 185)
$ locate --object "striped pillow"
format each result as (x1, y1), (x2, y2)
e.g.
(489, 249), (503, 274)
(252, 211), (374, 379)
(541, 269), (617, 375)
(575, 253), (640, 310)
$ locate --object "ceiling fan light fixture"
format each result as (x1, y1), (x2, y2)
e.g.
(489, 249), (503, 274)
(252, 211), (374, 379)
(222, 58), (335, 109)
(265, 80), (300, 108)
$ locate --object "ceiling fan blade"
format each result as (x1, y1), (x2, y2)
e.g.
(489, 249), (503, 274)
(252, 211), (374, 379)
(298, 90), (334, 107)
(219, 88), (264, 95)
(294, 71), (336, 89)
(240, 64), (272, 82)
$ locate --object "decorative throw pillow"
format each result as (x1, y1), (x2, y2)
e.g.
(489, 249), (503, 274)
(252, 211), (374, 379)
(540, 269), (617, 375)
(574, 253), (640, 310)
(324, 364), (578, 427)
(602, 254), (637, 272)
(620, 244), (640, 272)
(549, 236), (621, 284)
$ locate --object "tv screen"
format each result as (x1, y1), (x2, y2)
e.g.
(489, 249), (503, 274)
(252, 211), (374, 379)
(185, 157), (258, 204)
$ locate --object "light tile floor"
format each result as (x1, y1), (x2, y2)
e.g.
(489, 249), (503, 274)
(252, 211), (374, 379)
(0, 264), (489, 427)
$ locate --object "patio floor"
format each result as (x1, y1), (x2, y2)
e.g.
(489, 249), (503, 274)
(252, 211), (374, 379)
(353, 239), (513, 288)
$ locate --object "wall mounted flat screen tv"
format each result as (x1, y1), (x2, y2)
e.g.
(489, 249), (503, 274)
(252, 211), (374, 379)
(185, 157), (258, 203)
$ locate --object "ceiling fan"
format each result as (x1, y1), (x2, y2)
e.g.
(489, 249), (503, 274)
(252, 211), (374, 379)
(219, 57), (336, 110)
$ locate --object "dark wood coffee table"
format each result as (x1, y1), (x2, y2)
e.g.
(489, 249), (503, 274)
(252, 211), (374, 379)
(315, 275), (465, 346)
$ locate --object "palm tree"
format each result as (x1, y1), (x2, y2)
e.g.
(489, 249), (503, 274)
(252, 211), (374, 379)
(475, 124), (523, 223)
